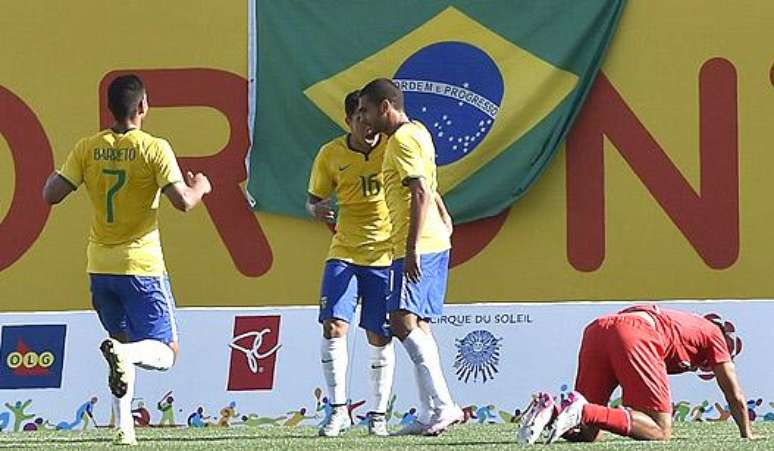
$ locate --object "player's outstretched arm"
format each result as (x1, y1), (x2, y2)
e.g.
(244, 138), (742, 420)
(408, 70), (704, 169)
(163, 171), (212, 212)
(42, 172), (76, 205)
(713, 361), (754, 438)
(305, 194), (335, 223)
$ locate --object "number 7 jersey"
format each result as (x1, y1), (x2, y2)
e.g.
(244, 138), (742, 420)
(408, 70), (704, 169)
(57, 129), (184, 276)
(308, 134), (392, 267)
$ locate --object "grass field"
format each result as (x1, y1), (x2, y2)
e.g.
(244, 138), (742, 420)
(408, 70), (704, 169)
(0, 422), (772, 450)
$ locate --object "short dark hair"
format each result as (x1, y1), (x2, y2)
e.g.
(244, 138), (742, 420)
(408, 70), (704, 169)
(344, 90), (360, 119)
(107, 74), (146, 121)
(359, 78), (404, 111)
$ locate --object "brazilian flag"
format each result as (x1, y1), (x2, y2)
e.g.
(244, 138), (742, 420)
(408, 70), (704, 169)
(247, 0), (626, 223)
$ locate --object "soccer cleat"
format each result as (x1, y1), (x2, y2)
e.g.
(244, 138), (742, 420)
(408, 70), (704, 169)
(113, 429), (137, 446)
(424, 405), (464, 436)
(392, 420), (428, 436)
(100, 339), (129, 398)
(367, 412), (389, 436)
(516, 392), (557, 445)
(546, 391), (587, 444)
(318, 406), (349, 437)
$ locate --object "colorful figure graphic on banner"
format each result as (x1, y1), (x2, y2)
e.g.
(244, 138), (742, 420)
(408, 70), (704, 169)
(764, 402), (774, 421)
(284, 408), (314, 427)
(217, 402), (238, 427)
(157, 393), (176, 427)
(5, 400), (34, 432)
(313, 388), (323, 413)
(23, 417), (52, 431)
(398, 407), (418, 426)
(748, 398), (764, 421)
(240, 414), (286, 427)
(690, 400), (713, 421)
(133, 401), (151, 427)
(187, 407), (211, 428)
(708, 403), (732, 422)
(385, 394), (398, 423)
(475, 405), (497, 424)
(673, 401), (692, 422)
(316, 397), (332, 427)
(0, 410), (10, 432)
(56, 397), (98, 430)
(499, 408), (525, 424)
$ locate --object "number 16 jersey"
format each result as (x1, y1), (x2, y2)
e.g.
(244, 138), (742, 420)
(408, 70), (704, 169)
(57, 129), (184, 276)
(308, 134), (392, 267)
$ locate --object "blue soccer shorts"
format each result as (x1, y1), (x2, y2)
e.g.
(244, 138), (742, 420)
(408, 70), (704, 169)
(387, 250), (450, 320)
(318, 259), (390, 337)
(90, 274), (178, 344)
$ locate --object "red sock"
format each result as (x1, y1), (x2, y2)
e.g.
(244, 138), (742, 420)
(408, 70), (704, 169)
(581, 404), (631, 436)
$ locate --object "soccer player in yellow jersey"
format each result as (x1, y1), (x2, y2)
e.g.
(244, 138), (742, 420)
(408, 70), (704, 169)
(306, 91), (395, 437)
(42, 74), (211, 446)
(358, 79), (462, 436)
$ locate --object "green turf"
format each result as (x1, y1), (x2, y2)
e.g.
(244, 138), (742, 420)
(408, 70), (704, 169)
(0, 422), (772, 450)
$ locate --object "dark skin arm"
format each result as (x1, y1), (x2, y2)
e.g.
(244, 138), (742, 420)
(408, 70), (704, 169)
(42, 173), (75, 204)
(404, 177), (431, 283)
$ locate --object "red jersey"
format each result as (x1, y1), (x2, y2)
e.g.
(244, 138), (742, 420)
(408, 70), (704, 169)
(619, 305), (732, 374)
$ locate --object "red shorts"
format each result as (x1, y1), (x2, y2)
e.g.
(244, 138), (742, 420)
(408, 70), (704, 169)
(575, 313), (672, 413)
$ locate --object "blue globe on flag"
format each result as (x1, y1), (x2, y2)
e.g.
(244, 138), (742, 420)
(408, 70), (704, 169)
(394, 41), (505, 166)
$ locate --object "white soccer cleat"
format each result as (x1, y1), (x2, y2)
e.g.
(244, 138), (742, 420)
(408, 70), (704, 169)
(100, 339), (129, 398)
(517, 392), (557, 445)
(318, 406), (350, 437)
(367, 412), (389, 437)
(113, 429), (137, 446)
(392, 420), (428, 436)
(546, 391), (587, 444)
(424, 405), (464, 436)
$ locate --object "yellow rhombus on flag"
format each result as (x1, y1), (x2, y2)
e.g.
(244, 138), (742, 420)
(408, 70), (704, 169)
(304, 6), (578, 193)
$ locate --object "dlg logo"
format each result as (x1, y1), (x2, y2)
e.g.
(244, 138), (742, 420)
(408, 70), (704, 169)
(226, 316), (282, 391)
(0, 325), (67, 389)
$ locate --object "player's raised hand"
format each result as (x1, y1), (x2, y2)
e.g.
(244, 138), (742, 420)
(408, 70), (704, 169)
(186, 171), (212, 194)
(311, 199), (335, 223)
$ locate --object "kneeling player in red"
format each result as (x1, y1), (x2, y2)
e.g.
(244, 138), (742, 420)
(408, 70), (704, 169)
(519, 304), (753, 444)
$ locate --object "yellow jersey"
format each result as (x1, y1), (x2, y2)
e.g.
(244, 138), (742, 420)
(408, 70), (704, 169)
(57, 129), (184, 276)
(308, 134), (392, 266)
(382, 121), (451, 259)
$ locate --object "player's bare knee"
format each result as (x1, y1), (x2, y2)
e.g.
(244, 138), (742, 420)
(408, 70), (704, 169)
(389, 317), (412, 341)
(322, 319), (348, 339)
(366, 332), (391, 347)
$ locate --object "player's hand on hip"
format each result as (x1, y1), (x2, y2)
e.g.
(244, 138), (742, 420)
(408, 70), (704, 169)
(312, 199), (335, 223)
(186, 171), (213, 194)
(404, 250), (421, 284)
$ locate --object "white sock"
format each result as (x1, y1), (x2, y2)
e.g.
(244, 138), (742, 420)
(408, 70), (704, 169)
(403, 329), (455, 413)
(321, 336), (348, 405)
(118, 340), (175, 371)
(413, 362), (436, 424)
(113, 361), (135, 434)
(368, 341), (395, 414)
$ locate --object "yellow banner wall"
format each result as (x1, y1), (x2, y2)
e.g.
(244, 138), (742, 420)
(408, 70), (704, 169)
(1, 1), (772, 311)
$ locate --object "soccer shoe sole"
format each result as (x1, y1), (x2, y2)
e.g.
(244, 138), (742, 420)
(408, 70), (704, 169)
(517, 396), (555, 445)
(100, 339), (128, 398)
